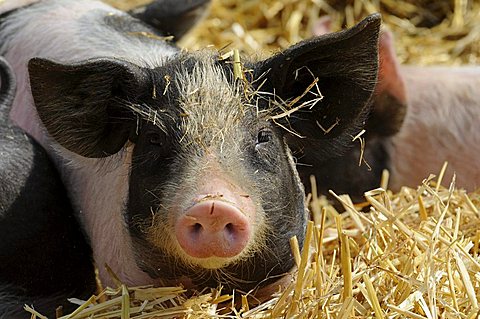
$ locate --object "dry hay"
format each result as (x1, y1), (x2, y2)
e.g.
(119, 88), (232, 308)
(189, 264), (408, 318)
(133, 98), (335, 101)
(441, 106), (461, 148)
(26, 0), (480, 318)
(106, 0), (480, 65)
(180, 0), (480, 66)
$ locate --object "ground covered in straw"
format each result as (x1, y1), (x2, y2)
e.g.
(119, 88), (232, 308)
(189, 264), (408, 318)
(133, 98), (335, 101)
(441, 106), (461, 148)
(29, 0), (480, 317)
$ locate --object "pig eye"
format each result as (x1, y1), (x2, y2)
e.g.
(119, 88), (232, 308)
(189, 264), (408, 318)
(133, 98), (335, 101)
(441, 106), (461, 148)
(147, 132), (166, 146)
(256, 129), (272, 145)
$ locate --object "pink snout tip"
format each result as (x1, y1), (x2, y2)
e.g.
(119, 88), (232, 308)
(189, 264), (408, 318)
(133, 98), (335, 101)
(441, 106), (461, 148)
(175, 200), (251, 259)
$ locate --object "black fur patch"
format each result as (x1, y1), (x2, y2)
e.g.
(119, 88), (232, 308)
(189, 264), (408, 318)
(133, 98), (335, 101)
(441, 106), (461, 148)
(0, 126), (96, 317)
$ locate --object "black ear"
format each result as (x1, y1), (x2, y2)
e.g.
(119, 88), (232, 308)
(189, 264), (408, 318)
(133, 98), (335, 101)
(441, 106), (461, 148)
(28, 58), (149, 158)
(130, 0), (211, 40)
(255, 14), (381, 144)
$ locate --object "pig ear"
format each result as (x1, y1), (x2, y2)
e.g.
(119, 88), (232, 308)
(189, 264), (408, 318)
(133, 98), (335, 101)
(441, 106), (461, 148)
(130, 0), (211, 40)
(255, 14), (380, 142)
(28, 57), (148, 158)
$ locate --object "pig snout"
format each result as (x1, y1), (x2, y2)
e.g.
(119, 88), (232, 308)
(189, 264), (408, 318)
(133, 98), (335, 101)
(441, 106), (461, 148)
(170, 169), (259, 267)
(175, 200), (251, 259)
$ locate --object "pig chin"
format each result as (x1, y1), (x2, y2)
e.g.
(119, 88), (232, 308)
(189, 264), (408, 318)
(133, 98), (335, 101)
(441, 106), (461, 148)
(184, 256), (242, 270)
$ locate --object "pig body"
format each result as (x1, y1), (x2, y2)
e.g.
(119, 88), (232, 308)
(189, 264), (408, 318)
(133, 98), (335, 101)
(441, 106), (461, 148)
(0, 0), (178, 291)
(0, 56), (95, 317)
(0, 0), (381, 313)
(388, 66), (480, 190)
(0, 126), (96, 318)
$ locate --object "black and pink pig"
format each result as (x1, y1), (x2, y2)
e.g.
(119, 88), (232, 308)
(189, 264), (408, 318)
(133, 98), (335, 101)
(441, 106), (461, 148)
(0, 0), (380, 316)
(0, 56), (95, 316)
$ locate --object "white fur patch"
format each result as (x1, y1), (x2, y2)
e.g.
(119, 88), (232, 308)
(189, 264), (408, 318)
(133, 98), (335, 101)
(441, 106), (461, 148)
(59, 146), (158, 287)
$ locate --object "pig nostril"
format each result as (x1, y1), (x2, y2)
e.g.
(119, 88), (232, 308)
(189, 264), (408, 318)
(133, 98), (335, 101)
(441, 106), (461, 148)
(191, 223), (203, 234)
(225, 223), (234, 233)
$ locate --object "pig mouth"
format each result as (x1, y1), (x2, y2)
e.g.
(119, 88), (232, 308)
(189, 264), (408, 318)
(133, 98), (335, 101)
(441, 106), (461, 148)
(177, 255), (244, 270)
(137, 252), (295, 293)
(132, 220), (295, 293)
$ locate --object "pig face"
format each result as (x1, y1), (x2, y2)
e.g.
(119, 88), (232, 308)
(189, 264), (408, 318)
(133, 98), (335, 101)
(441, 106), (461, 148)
(122, 55), (309, 288)
(28, 15), (380, 291)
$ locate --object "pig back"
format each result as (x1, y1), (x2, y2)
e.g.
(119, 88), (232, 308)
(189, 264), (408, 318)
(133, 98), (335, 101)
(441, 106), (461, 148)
(388, 66), (480, 191)
(0, 0), (39, 15)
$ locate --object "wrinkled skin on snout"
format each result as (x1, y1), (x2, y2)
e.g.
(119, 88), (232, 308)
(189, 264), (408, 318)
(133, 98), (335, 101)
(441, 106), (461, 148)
(27, 16), (380, 292)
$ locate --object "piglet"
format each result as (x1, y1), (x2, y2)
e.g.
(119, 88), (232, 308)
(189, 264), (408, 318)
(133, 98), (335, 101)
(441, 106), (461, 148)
(307, 17), (480, 200)
(0, 0), (380, 314)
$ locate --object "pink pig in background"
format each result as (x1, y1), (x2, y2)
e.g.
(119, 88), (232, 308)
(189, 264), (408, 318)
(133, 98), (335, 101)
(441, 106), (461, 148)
(304, 17), (480, 197)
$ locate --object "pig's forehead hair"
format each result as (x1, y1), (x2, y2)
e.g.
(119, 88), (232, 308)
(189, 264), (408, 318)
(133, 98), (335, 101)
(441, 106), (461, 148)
(170, 52), (260, 145)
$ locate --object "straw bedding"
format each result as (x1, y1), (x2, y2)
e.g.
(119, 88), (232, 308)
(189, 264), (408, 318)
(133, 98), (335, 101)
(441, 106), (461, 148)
(28, 0), (480, 317)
